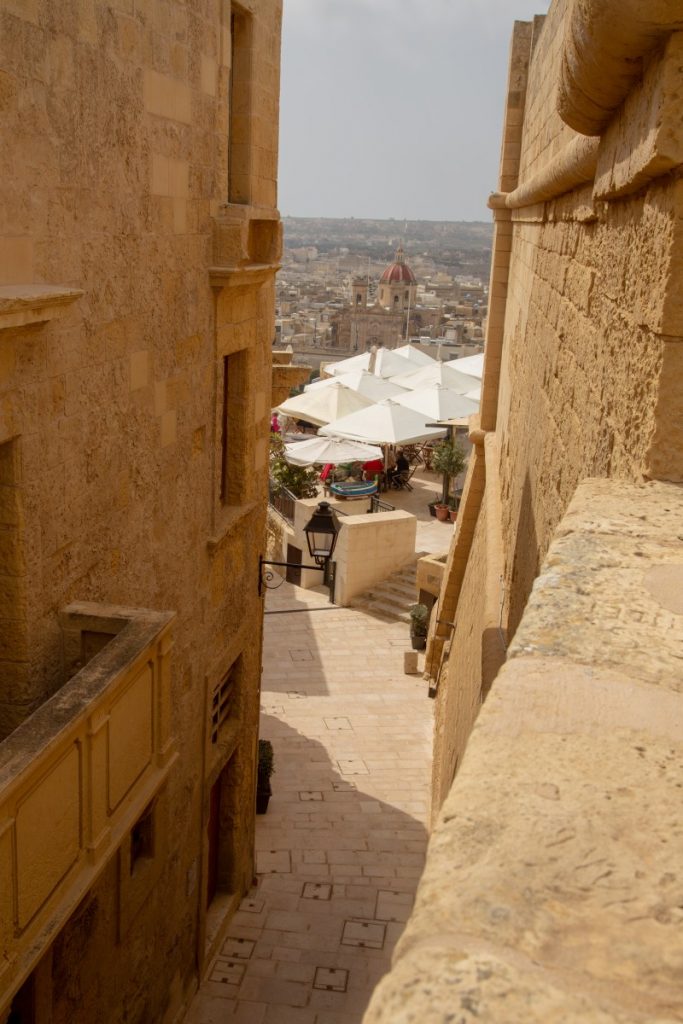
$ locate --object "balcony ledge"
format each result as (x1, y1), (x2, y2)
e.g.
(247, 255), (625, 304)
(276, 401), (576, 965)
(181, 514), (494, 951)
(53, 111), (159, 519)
(0, 285), (83, 331)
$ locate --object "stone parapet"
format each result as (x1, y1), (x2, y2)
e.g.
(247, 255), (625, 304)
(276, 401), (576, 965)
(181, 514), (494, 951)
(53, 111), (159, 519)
(272, 362), (312, 408)
(363, 479), (683, 1023)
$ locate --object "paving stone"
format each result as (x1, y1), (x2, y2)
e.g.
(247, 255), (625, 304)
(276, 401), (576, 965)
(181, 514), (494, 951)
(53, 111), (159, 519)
(302, 882), (332, 900)
(375, 889), (413, 922)
(341, 920), (386, 950)
(209, 958), (245, 986)
(313, 967), (349, 992)
(337, 759), (369, 775)
(256, 849), (292, 873)
(221, 937), (255, 960)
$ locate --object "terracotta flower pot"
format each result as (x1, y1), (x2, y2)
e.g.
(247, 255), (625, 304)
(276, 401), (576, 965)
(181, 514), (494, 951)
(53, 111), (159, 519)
(435, 504), (449, 522)
(449, 508), (458, 523)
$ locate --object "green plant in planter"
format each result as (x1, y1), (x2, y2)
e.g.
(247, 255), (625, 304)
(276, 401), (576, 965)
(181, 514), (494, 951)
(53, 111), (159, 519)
(257, 739), (275, 814)
(270, 433), (319, 498)
(431, 438), (466, 504)
(409, 603), (429, 650)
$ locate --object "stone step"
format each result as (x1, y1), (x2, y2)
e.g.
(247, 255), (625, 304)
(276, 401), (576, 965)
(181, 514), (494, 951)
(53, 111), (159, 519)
(381, 580), (417, 598)
(350, 600), (411, 624)
(348, 557), (423, 624)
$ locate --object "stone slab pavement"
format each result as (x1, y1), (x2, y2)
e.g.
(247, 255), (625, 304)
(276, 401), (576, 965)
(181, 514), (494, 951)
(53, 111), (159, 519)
(186, 579), (434, 1023)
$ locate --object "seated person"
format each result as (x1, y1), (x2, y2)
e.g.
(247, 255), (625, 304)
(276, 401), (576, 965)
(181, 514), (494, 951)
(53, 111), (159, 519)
(389, 449), (410, 486)
(362, 458), (384, 482)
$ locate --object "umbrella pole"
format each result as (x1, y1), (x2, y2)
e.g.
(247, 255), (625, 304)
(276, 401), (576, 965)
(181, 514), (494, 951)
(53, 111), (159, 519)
(383, 444), (389, 492)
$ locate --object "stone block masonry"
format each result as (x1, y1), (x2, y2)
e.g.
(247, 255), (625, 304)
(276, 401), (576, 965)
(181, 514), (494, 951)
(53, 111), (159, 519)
(0, 1), (282, 1021)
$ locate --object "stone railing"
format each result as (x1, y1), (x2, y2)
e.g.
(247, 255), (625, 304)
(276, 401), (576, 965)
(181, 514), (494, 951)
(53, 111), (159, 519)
(0, 602), (176, 1013)
(364, 479), (683, 1022)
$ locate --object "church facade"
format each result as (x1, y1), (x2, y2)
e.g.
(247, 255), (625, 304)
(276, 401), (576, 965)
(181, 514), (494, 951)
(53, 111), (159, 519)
(331, 246), (442, 352)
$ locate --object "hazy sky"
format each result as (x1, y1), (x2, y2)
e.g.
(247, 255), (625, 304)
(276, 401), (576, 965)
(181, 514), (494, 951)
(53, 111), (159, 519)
(279, 0), (551, 221)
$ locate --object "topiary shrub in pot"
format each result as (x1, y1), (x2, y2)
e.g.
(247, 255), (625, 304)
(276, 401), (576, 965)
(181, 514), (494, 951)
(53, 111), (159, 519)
(408, 603), (429, 651)
(431, 438), (466, 506)
(256, 739), (275, 814)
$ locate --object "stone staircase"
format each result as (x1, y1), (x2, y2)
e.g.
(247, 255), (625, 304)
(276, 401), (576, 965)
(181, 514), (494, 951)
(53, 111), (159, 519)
(348, 555), (425, 623)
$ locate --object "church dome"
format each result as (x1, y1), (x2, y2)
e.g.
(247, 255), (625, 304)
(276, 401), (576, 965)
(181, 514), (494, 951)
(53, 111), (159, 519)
(380, 244), (417, 285)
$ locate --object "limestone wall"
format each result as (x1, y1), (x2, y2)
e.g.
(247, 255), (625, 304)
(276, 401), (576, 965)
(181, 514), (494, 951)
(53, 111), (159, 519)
(332, 510), (417, 607)
(429, 0), (683, 802)
(0, 0), (281, 1019)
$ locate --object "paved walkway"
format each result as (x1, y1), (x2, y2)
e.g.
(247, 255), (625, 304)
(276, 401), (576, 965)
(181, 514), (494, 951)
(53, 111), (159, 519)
(186, 465), (447, 1022)
(186, 580), (434, 1024)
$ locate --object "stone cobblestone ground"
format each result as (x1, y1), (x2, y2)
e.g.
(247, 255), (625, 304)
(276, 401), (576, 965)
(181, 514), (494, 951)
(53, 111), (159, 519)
(186, 579), (434, 1023)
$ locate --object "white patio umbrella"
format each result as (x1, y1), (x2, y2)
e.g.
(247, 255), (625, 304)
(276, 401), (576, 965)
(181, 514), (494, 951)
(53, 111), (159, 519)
(393, 343), (437, 366)
(320, 399), (447, 446)
(392, 383), (479, 420)
(444, 352), (485, 378)
(326, 348), (413, 379)
(465, 385), (482, 401)
(388, 362), (481, 394)
(276, 382), (375, 427)
(305, 370), (408, 401)
(283, 435), (383, 467)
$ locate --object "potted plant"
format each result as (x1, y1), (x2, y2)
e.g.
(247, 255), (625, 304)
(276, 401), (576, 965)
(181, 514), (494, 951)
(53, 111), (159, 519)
(270, 433), (319, 498)
(256, 739), (275, 814)
(431, 438), (466, 512)
(408, 603), (429, 651)
(448, 496), (459, 523)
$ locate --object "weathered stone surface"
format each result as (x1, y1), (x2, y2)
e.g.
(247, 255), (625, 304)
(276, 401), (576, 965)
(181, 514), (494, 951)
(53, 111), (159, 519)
(0, 0), (282, 1020)
(366, 947), (678, 1024)
(369, 480), (683, 1024)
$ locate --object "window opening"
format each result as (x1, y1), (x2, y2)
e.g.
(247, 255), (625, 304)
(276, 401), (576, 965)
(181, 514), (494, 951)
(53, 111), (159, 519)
(228, 5), (253, 204)
(220, 349), (248, 505)
(130, 802), (155, 874)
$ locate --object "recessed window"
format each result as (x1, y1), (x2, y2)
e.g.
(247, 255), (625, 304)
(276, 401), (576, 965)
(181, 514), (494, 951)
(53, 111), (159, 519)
(130, 802), (155, 874)
(228, 4), (253, 204)
(220, 349), (248, 505)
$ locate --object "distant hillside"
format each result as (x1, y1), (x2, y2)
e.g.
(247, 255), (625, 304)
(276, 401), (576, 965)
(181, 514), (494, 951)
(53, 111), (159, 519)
(283, 217), (493, 259)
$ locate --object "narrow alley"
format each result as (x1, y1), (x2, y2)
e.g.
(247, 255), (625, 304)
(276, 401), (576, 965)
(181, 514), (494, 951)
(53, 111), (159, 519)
(187, 575), (434, 1024)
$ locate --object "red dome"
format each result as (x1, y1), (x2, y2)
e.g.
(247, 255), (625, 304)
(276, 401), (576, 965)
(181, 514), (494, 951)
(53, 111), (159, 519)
(380, 245), (416, 285)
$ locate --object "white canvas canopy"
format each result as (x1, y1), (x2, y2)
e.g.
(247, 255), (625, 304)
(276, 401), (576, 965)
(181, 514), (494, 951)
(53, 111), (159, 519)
(391, 383), (479, 420)
(284, 435), (383, 467)
(393, 344), (437, 366)
(304, 370), (407, 401)
(444, 352), (485, 378)
(320, 399), (447, 446)
(276, 382), (375, 427)
(326, 348), (414, 379)
(389, 362), (480, 394)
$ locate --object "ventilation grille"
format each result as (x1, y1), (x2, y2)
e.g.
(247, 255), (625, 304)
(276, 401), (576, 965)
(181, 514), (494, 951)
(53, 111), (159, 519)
(211, 666), (236, 744)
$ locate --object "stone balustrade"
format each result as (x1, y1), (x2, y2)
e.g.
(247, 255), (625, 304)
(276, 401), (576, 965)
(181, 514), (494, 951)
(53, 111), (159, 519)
(0, 602), (176, 1014)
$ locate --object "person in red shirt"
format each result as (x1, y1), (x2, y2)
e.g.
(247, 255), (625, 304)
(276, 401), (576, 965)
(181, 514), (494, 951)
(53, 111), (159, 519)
(362, 458), (384, 482)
